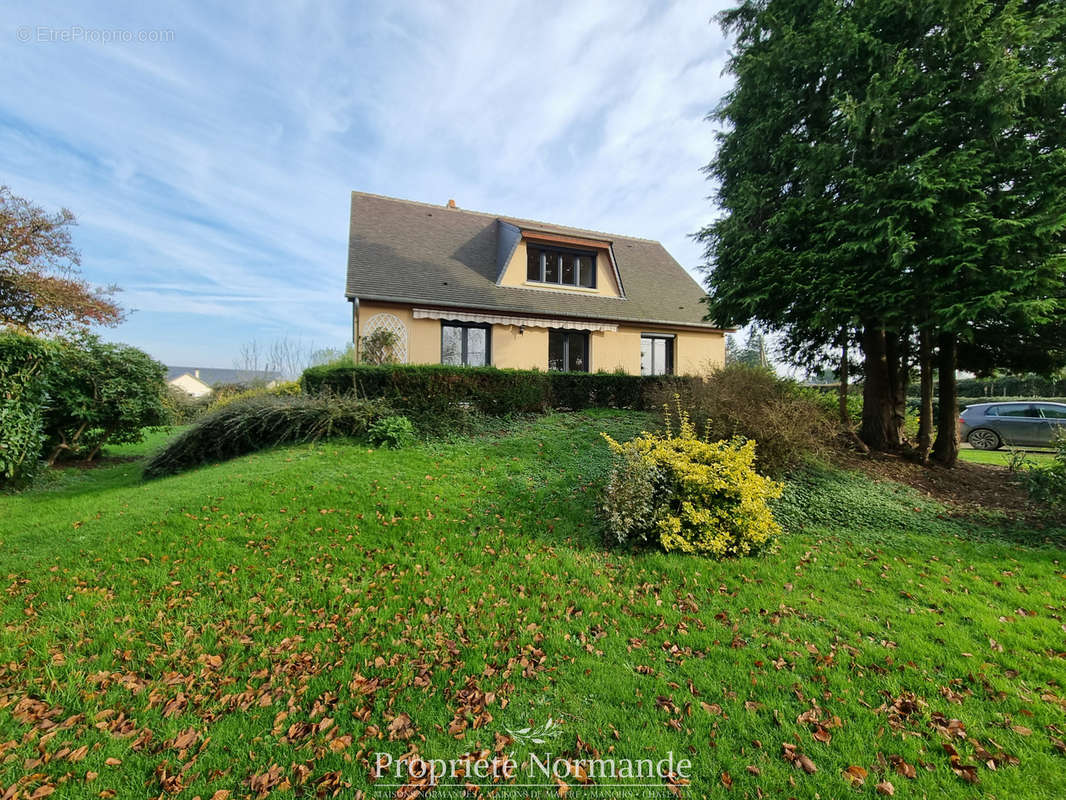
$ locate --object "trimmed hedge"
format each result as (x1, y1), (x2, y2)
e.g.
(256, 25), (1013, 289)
(907, 375), (1066, 398)
(299, 364), (690, 414)
(913, 396), (1066, 416)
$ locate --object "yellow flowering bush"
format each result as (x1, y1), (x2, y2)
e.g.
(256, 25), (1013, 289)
(211, 380), (301, 411)
(601, 407), (783, 558)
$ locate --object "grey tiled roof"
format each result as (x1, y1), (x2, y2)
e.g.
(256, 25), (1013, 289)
(345, 192), (720, 328)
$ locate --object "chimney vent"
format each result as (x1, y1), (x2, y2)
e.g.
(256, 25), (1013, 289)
(447, 199), (457, 209)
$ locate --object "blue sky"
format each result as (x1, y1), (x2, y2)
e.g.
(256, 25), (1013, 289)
(3, 1), (733, 368)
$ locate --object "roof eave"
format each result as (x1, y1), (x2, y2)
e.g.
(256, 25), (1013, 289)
(345, 292), (728, 332)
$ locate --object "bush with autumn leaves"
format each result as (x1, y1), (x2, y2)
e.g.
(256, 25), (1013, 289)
(600, 404), (783, 558)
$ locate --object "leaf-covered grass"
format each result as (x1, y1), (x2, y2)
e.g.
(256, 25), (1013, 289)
(1, 411), (1064, 799)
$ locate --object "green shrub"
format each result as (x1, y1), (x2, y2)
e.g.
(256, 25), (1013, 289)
(601, 408), (783, 558)
(648, 364), (834, 477)
(143, 394), (392, 479)
(162, 386), (212, 425)
(43, 334), (168, 464)
(599, 445), (663, 548)
(0, 332), (54, 486)
(805, 386), (863, 426)
(361, 328), (400, 364)
(367, 415), (416, 448)
(300, 363), (688, 417)
(1020, 432), (1066, 508)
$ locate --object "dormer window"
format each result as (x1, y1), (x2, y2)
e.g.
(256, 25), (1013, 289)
(526, 245), (596, 289)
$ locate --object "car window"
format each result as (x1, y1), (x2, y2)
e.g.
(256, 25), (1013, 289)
(995, 404), (1042, 418)
(1039, 405), (1066, 419)
(982, 406), (1000, 416)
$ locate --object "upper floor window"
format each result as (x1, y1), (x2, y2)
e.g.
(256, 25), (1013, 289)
(526, 245), (596, 289)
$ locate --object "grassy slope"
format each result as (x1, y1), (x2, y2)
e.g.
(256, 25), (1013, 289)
(1, 412), (1065, 799)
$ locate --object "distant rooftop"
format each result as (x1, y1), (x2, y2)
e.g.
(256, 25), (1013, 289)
(165, 366), (282, 386)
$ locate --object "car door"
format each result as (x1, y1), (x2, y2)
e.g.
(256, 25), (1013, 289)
(1036, 404), (1066, 446)
(993, 404), (1044, 446)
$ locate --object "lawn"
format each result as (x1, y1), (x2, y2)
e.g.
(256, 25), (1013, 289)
(1, 411), (1065, 799)
(958, 447), (1056, 468)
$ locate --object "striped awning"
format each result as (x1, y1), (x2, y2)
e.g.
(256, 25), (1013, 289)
(412, 308), (618, 332)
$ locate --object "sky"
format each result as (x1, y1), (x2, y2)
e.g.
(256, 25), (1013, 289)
(2, 1), (735, 369)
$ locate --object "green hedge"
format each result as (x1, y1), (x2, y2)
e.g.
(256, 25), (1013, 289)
(0, 332), (54, 486)
(957, 396), (1066, 410)
(300, 364), (689, 414)
(907, 375), (1066, 398)
(911, 396), (1066, 417)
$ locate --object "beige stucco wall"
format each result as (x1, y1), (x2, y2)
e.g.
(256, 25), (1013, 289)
(498, 240), (623, 298)
(492, 324), (549, 370)
(591, 325), (725, 375)
(356, 301), (724, 376)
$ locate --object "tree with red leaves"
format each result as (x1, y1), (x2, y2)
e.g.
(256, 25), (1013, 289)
(0, 186), (123, 334)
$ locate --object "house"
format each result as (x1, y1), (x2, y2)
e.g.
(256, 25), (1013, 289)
(345, 192), (727, 375)
(166, 367), (282, 398)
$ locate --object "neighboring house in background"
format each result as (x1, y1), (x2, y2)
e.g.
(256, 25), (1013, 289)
(165, 367), (282, 398)
(345, 192), (728, 375)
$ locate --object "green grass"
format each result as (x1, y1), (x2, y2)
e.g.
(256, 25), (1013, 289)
(958, 447), (1056, 467)
(1, 411), (1065, 799)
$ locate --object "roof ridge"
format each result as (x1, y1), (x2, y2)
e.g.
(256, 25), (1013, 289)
(349, 190), (664, 245)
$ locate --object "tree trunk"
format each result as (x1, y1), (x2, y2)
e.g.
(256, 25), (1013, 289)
(917, 329), (933, 464)
(886, 330), (909, 440)
(860, 325), (904, 450)
(838, 339), (850, 427)
(932, 331), (959, 467)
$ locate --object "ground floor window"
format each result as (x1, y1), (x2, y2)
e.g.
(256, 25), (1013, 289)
(641, 334), (674, 376)
(548, 330), (589, 372)
(441, 321), (490, 366)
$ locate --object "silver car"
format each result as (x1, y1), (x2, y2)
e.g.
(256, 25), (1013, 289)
(959, 401), (1066, 450)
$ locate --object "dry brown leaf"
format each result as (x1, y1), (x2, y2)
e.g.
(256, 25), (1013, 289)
(387, 712), (415, 741)
(842, 765), (867, 786)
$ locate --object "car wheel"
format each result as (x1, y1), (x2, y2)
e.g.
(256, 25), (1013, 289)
(968, 428), (1001, 451)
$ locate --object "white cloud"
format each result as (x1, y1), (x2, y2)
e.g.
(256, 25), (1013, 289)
(1, 0), (732, 366)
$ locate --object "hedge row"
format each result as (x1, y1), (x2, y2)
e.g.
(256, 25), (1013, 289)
(907, 396), (1066, 416)
(907, 375), (1066, 398)
(300, 364), (693, 414)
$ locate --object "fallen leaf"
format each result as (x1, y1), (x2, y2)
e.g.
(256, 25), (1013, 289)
(842, 765), (867, 786)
